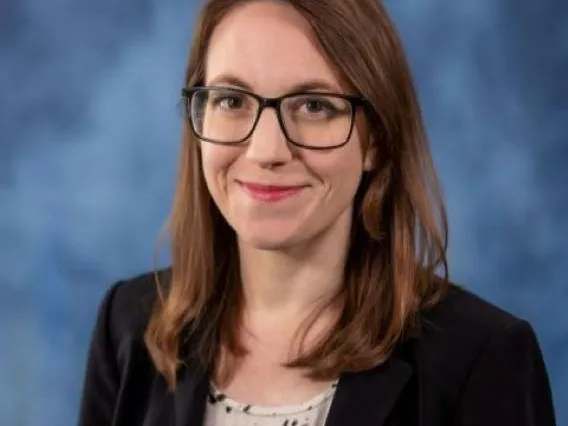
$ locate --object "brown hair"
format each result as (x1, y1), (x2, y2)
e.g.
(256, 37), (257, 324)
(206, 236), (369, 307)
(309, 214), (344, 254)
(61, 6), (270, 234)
(145, 0), (449, 390)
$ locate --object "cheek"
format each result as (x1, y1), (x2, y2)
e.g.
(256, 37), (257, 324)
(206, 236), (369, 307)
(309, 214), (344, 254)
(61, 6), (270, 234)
(200, 145), (240, 193)
(328, 161), (364, 204)
(306, 143), (365, 196)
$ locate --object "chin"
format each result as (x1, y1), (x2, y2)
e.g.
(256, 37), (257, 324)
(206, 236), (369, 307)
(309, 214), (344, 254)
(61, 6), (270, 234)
(236, 224), (303, 251)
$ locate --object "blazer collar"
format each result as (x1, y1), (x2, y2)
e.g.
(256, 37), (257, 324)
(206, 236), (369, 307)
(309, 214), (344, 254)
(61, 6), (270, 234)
(325, 356), (413, 426)
(164, 353), (412, 426)
(173, 361), (209, 426)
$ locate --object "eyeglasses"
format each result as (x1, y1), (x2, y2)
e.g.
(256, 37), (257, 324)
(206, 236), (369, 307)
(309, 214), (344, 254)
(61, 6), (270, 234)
(181, 86), (368, 150)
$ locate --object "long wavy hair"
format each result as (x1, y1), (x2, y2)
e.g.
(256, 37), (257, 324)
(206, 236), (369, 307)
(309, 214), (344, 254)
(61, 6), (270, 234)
(145, 0), (449, 390)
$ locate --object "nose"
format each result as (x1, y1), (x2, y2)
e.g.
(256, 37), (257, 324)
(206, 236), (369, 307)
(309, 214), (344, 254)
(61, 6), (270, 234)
(244, 108), (293, 168)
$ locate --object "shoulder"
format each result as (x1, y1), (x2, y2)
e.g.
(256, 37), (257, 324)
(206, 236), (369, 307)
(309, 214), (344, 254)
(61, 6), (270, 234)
(413, 284), (546, 400)
(417, 283), (538, 363)
(411, 285), (555, 424)
(97, 268), (169, 352)
(79, 268), (171, 423)
(421, 283), (525, 340)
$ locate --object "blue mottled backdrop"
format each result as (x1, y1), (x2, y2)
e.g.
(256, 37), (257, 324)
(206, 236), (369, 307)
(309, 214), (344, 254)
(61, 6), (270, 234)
(0, 0), (566, 425)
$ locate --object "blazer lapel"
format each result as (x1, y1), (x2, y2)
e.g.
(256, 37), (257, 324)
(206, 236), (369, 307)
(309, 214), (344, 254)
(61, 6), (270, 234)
(150, 357), (411, 426)
(141, 362), (208, 426)
(324, 356), (413, 426)
(173, 363), (209, 426)
(163, 359), (412, 426)
(153, 330), (412, 426)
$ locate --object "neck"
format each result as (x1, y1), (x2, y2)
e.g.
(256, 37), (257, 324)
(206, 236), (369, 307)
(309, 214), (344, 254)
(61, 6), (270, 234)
(237, 211), (352, 319)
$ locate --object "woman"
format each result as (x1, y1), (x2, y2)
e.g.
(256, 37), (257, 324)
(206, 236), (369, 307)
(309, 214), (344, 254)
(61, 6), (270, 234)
(78, 0), (556, 425)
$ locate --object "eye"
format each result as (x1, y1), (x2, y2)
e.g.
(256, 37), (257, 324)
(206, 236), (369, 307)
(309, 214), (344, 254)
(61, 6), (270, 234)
(303, 99), (334, 114)
(286, 95), (348, 120)
(212, 94), (245, 110)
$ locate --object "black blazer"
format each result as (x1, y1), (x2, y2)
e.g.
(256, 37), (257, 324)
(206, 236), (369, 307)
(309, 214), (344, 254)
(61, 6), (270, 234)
(78, 270), (556, 426)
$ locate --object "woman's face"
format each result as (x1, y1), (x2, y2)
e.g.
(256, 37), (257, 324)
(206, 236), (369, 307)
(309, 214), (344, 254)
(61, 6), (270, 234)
(200, 0), (375, 251)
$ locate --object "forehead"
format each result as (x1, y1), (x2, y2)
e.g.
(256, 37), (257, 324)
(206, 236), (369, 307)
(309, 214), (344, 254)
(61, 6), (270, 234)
(205, 1), (344, 94)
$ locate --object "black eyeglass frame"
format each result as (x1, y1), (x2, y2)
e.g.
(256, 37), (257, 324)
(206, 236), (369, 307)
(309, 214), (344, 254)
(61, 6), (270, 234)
(181, 85), (370, 150)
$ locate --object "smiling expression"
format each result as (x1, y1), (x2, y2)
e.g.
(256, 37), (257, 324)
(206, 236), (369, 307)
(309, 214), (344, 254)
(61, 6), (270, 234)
(199, 0), (375, 251)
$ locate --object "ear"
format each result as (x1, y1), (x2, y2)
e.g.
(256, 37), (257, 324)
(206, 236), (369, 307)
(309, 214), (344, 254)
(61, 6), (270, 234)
(363, 138), (377, 171)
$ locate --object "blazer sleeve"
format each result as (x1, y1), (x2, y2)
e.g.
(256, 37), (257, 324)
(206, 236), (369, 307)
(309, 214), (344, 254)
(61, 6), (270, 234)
(78, 281), (123, 426)
(452, 319), (556, 426)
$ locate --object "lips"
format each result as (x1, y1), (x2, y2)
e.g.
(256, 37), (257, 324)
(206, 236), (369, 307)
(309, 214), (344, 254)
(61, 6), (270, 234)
(237, 181), (307, 202)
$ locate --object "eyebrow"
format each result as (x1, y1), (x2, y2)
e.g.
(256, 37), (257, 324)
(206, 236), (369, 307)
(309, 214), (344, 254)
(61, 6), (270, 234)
(206, 74), (342, 94)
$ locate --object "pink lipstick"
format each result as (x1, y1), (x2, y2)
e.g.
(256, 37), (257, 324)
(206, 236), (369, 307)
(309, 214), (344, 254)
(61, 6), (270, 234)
(238, 181), (306, 202)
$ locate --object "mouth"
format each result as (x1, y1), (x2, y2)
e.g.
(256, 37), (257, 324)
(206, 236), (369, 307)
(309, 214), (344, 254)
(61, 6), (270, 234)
(236, 180), (309, 203)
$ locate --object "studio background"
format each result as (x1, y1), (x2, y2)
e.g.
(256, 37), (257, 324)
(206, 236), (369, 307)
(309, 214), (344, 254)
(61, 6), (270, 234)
(1, 1), (566, 425)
